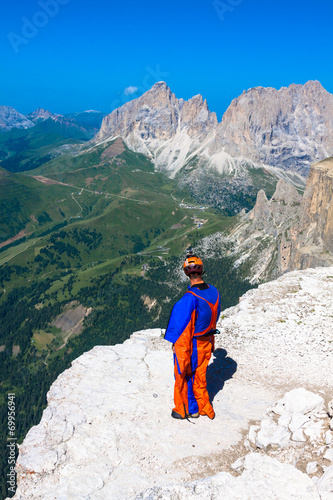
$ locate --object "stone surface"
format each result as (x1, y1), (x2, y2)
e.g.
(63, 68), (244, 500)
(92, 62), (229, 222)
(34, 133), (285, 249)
(317, 466), (333, 496)
(134, 453), (320, 500)
(216, 267), (333, 390)
(324, 449), (333, 462)
(273, 388), (324, 416)
(12, 329), (276, 499)
(306, 461), (318, 474)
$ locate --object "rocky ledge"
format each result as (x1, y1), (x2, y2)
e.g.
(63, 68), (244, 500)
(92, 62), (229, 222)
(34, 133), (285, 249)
(11, 267), (333, 499)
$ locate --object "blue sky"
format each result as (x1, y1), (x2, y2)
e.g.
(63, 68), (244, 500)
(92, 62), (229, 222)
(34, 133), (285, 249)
(1, 0), (332, 119)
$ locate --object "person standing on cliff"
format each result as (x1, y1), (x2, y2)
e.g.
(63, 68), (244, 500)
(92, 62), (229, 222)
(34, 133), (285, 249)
(164, 254), (220, 420)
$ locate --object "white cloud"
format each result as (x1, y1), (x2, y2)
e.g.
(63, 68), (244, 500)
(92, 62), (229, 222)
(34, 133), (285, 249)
(124, 86), (138, 96)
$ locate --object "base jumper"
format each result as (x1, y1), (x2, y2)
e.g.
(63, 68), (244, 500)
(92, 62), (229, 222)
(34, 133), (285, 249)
(165, 254), (221, 420)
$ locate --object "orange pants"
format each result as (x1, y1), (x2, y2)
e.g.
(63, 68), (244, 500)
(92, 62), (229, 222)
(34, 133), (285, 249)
(173, 336), (215, 419)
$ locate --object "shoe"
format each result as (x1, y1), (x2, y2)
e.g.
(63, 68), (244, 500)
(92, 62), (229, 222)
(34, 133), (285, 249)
(171, 410), (186, 419)
(187, 412), (200, 418)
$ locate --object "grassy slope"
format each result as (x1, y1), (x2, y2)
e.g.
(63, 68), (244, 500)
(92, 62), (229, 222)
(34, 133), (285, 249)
(0, 168), (78, 243)
(0, 139), (237, 300)
(0, 120), (89, 173)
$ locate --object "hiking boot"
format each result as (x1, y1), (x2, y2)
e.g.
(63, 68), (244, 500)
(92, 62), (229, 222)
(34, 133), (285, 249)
(171, 410), (186, 419)
(187, 412), (200, 418)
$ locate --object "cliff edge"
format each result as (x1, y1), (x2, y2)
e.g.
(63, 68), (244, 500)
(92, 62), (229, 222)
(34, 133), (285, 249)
(11, 267), (333, 499)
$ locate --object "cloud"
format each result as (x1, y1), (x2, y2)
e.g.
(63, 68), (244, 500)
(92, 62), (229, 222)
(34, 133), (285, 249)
(124, 86), (138, 96)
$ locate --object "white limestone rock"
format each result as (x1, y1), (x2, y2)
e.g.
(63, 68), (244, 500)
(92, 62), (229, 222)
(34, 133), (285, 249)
(316, 465), (333, 497)
(134, 453), (320, 499)
(289, 413), (310, 433)
(12, 329), (276, 499)
(216, 268), (333, 390)
(256, 419), (278, 449)
(273, 388), (324, 416)
(324, 449), (333, 462)
(326, 432), (333, 445)
(307, 461), (318, 474)
(248, 425), (260, 445)
(292, 428), (306, 443)
(255, 419), (290, 449)
(230, 456), (245, 473)
(303, 420), (324, 442)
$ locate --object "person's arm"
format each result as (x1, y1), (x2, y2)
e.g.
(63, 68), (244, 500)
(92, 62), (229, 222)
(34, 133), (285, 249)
(165, 294), (196, 374)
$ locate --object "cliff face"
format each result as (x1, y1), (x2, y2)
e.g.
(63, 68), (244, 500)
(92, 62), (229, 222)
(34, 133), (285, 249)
(286, 156), (333, 269)
(210, 81), (333, 175)
(202, 157), (333, 283)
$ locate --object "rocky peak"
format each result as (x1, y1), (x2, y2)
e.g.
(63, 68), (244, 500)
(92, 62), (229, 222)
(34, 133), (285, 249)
(95, 82), (218, 175)
(289, 156), (333, 267)
(210, 81), (333, 174)
(222, 157), (333, 282)
(247, 179), (302, 233)
(26, 108), (60, 123)
(0, 106), (35, 132)
(270, 178), (302, 204)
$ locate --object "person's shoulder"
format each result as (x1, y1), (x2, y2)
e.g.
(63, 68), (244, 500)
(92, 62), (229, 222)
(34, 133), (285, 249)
(207, 283), (219, 291)
(178, 290), (198, 305)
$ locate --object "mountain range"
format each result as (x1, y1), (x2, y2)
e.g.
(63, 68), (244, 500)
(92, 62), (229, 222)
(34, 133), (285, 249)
(2, 80), (331, 214)
(0, 107), (105, 136)
(95, 80), (333, 177)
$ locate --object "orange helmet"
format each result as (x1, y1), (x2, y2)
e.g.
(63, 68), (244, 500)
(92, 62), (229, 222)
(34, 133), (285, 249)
(183, 254), (204, 276)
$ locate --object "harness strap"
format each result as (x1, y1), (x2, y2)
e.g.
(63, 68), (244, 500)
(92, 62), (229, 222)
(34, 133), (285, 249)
(187, 290), (220, 336)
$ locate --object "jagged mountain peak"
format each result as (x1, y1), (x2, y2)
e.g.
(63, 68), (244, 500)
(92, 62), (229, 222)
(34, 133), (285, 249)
(210, 80), (333, 175)
(271, 178), (302, 204)
(0, 105), (35, 132)
(27, 108), (60, 123)
(95, 82), (218, 176)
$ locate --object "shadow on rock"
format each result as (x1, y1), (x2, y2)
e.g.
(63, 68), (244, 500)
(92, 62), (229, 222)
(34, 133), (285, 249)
(207, 348), (237, 402)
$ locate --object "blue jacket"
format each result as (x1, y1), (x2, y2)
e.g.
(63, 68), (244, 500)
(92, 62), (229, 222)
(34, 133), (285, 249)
(165, 283), (220, 373)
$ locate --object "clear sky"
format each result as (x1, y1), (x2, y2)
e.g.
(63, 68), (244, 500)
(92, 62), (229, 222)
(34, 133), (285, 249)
(1, 0), (332, 120)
